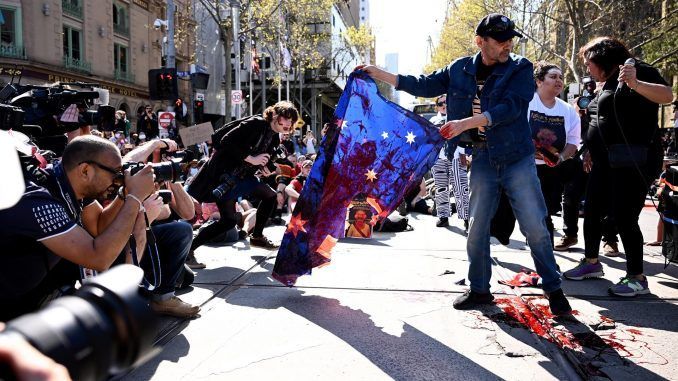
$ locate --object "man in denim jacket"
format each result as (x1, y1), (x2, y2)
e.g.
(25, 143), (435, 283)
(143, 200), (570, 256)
(358, 13), (571, 315)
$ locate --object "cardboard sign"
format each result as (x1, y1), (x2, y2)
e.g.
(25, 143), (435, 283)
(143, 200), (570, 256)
(178, 122), (214, 146)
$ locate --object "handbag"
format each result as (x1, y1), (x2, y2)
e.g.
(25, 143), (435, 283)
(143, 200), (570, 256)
(607, 144), (647, 168)
(594, 91), (649, 169)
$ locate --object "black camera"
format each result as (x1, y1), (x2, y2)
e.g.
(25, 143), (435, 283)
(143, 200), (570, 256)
(274, 145), (288, 160)
(577, 95), (593, 110)
(124, 161), (182, 183)
(0, 265), (157, 381)
(577, 77), (596, 109)
(158, 189), (173, 204)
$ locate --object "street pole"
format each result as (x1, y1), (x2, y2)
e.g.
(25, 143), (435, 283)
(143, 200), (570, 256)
(166, 0), (176, 69)
(231, 0), (242, 119)
(248, 5), (253, 116)
(262, 59), (266, 113)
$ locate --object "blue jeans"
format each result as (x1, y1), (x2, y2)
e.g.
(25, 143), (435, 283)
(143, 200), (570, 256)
(142, 221), (193, 296)
(467, 149), (561, 293)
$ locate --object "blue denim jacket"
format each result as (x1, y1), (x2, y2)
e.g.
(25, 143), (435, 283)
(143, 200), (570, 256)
(397, 52), (535, 165)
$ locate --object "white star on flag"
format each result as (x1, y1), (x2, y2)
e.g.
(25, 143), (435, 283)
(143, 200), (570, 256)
(405, 131), (416, 144)
(381, 131), (389, 139)
(365, 168), (378, 182)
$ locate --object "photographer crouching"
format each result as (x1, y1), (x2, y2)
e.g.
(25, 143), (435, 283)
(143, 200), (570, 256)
(0, 136), (155, 321)
(83, 137), (201, 318)
(187, 101), (299, 251)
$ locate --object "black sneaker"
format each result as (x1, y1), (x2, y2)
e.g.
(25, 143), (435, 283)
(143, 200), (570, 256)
(545, 288), (572, 316)
(250, 235), (280, 249)
(436, 217), (449, 227)
(453, 289), (494, 310)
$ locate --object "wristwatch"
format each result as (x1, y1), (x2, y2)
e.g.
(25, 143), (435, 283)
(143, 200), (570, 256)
(558, 153), (566, 164)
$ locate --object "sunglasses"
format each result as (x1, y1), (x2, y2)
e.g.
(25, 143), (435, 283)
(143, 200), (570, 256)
(485, 19), (515, 34)
(436, 101), (446, 106)
(80, 161), (124, 186)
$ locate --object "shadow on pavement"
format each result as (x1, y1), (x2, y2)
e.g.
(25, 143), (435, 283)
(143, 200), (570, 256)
(122, 334), (190, 381)
(218, 259), (503, 381)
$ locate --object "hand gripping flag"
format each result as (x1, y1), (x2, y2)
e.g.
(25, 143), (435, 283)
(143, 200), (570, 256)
(272, 71), (451, 286)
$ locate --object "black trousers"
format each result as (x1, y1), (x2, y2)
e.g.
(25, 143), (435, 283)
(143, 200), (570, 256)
(537, 160), (582, 246)
(191, 176), (276, 250)
(584, 162), (654, 275)
(561, 158), (618, 242)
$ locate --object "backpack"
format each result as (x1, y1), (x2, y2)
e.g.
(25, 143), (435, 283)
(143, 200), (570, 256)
(373, 214), (412, 232)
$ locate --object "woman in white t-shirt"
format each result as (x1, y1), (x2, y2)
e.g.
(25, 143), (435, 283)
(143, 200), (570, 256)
(528, 62), (581, 247)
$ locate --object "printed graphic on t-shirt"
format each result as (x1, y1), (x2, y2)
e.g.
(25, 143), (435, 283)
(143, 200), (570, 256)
(32, 203), (72, 235)
(469, 81), (486, 140)
(529, 110), (566, 163)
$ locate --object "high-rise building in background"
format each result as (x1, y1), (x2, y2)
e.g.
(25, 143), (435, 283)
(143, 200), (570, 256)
(384, 53), (399, 104)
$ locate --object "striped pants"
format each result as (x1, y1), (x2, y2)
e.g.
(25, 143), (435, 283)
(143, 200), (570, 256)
(431, 156), (469, 220)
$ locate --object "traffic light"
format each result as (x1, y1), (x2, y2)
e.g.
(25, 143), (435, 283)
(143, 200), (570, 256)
(148, 68), (178, 100)
(194, 100), (204, 123)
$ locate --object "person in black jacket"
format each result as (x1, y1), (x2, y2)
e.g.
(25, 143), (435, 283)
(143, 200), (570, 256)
(563, 37), (673, 297)
(187, 101), (299, 249)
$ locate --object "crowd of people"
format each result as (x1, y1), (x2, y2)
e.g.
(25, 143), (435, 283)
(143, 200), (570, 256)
(0, 99), (319, 323)
(0, 10), (675, 381)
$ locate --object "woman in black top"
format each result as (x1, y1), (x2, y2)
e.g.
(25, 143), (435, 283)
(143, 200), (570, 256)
(563, 37), (673, 297)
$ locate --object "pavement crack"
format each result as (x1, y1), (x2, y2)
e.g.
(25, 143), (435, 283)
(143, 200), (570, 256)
(195, 344), (323, 378)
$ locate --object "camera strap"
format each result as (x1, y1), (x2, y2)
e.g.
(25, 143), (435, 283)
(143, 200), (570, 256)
(49, 163), (101, 282)
(128, 213), (162, 291)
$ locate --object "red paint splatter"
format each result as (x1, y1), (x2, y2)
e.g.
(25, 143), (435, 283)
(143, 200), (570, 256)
(487, 297), (668, 367)
(493, 296), (580, 350)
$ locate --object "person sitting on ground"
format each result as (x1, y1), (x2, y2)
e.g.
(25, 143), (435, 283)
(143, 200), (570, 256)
(285, 159), (313, 211)
(83, 138), (201, 318)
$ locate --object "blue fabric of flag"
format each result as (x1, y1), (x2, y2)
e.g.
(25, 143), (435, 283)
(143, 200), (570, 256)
(272, 71), (451, 286)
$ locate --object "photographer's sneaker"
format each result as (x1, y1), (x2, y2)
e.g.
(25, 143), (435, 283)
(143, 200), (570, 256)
(603, 241), (620, 257)
(563, 258), (604, 280)
(608, 277), (650, 297)
(554, 235), (578, 251)
(250, 235), (280, 249)
(186, 251), (206, 270)
(151, 296), (200, 319)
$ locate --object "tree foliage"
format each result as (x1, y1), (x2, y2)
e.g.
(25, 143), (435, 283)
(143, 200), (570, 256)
(195, 0), (374, 113)
(429, 0), (676, 86)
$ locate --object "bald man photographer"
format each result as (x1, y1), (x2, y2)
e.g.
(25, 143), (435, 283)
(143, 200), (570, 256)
(0, 136), (155, 321)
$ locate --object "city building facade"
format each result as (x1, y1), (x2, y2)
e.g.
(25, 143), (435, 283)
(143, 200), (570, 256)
(0, 0), (194, 128)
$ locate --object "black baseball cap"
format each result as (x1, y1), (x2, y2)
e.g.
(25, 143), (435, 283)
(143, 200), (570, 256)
(475, 14), (523, 42)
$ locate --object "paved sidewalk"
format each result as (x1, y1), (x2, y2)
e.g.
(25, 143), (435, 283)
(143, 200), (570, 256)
(121, 202), (678, 381)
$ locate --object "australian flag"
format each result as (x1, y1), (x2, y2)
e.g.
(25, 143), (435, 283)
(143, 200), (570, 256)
(272, 71), (448, 286)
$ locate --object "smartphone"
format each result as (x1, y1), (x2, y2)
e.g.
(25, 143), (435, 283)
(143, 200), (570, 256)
(158, 190), (172, 204)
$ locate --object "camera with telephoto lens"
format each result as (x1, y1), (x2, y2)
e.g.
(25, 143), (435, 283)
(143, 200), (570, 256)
(212, 147), (285, 201)
(0, 81), (113, 156)
(0, 265), (158, 381)
(123, 150), (194, 183)
(124, 161), (181, 183)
